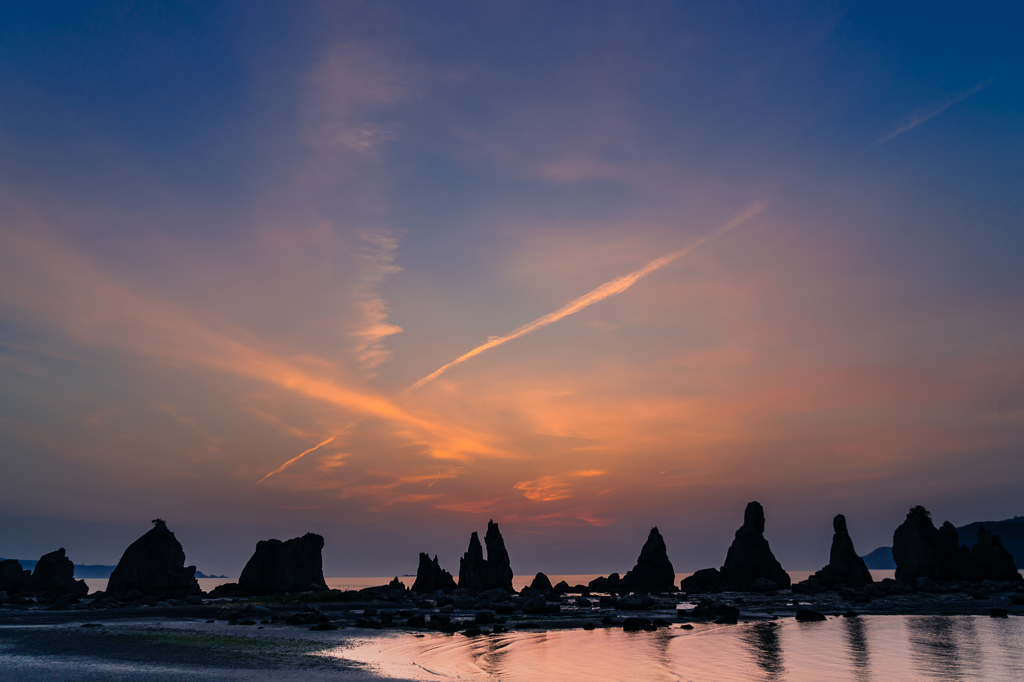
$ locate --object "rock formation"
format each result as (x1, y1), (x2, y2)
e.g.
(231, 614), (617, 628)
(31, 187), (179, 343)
(678, 567), (723, 592)
(811, 515), (874, 587)
(588, 572), (624, 592)
(458, 532), (485, 592)
(528, 572), (553, 592)
(893, 506), (971, 582)
(30, 548), (88, 598)
(237, 533), (328, 595)
(621, 527), (676, 593)
(0, 559), (31, 592)
(411, 553), (457, 593)
(971, 525), (1022, 581)
(720, 502), (791, 588)
(482, 520), (514, 591)
(107, 519), (201, 597)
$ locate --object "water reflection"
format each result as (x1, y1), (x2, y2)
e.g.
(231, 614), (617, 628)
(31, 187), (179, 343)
(842, 616), (872, 681)
(742, 621), (785, 680)
(335, 615), (1024, 681)
(906, 615), (982, 681)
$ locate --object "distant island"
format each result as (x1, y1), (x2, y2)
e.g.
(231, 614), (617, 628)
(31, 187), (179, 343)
(861, 516), (1024, 570)
(0, 559), (226, 580)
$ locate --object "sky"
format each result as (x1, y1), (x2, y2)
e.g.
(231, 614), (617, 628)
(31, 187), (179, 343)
(1, 1), (1022, 578)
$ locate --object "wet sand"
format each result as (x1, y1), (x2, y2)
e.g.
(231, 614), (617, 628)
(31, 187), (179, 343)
(0, 618), (409, 681)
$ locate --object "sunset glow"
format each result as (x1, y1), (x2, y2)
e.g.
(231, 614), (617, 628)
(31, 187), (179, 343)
(0, 2), (1021, 579)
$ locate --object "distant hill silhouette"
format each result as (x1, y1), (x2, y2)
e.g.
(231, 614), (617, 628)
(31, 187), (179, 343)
(861, 516), (1024, 570)
(1, 559), (226, 580)
(860, 546), (895, 570)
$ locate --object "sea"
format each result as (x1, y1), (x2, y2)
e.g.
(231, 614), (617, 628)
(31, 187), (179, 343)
(74, 572), (1023, 681)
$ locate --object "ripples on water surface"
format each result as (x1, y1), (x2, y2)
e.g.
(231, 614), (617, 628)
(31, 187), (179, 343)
(330, 615), (1024, 681)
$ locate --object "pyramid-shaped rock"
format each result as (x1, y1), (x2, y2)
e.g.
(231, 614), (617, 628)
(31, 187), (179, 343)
(720, 502), (790, 588)
(622, 527), (676, 593)
(812, 515), (873, 587)
(107, 519), (200, 597)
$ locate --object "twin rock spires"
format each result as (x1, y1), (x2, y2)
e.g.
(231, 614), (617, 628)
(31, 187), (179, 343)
(458, 520), (514, 593)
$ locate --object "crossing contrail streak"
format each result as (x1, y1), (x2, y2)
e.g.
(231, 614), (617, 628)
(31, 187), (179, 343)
(249, 433), (340, 488)
(409, 202), (765, 390)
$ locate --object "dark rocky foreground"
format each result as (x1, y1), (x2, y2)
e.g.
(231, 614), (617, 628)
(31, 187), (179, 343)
(2, 574), (1021, 637)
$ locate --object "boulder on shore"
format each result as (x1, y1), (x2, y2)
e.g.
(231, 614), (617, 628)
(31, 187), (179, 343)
(411, 553), (457, 593)
(529, 572), (553, 592)
(588, 572), (623, 592)
(812, 515), (874, 587)
(107, 519), (201, 598)
(238, 533), (328, 595)
(30, 548), (88, 598)
(622, 527), (676, 593)
(971, 525), (1022, 582)
(0, 559), (31, 592)
(678, 567), (723, 592)
(720, 502), (791, 588)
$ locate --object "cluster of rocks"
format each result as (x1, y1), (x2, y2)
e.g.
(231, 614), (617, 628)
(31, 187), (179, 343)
(412, 520), (514, 594)
(892, 506), (1021, 583)
(4, 502), (1020, 618)
(0, 548), (88, 604)
(457, 521), (514, 593)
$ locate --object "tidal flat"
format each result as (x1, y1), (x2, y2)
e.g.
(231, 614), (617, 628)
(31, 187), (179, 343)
(1, 590), (1022, 681)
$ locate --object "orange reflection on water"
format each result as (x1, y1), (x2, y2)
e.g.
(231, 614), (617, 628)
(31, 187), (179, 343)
(328, 615), (1024, 682)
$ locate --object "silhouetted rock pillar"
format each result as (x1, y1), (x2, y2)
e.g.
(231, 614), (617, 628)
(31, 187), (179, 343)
(0, 559), (31, 592)
(31, 548), (88, 598)
(411, 553), (457, 593)
(812, 515), (874, 587)
(107, 519), (201, 597)
(971, 525), (1022, 581)
(622, 527), (676, 592)
(238, 533), (328, 595)
(482, 520), (514, 591)
(720, 502), (791, 588)
(458, 532), (486, 592)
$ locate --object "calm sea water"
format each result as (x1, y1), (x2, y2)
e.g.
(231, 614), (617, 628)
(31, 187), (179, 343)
(83, 571), (901, 593)
(327, 615), (1024, 681)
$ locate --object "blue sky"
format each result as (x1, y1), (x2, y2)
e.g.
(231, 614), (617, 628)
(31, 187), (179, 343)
(0, 1), (1022, 576)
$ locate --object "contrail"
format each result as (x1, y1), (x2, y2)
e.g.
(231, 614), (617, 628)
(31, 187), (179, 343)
(409, 202), (765, 390)
(870, 78), (993, 150)
(248, 433), (339, 489)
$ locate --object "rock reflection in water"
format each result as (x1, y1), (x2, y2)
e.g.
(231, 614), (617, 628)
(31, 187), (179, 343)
(842, 616), (872, 681)
(907, 616), (982, 681)
(334, 616), (1024, 681)
(743, 621), (785, 680)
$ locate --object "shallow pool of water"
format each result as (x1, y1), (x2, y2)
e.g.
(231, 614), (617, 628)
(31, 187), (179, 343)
(328, 615), (1024, 681)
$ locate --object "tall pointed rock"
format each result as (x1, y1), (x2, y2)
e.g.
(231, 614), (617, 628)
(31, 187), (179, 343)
(458, 532), (485, 592)
(720, 502), (790, 588)
(812, 515), (873, 587)
(622, 527), (676, 593)
(482, 520), (513, 592)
